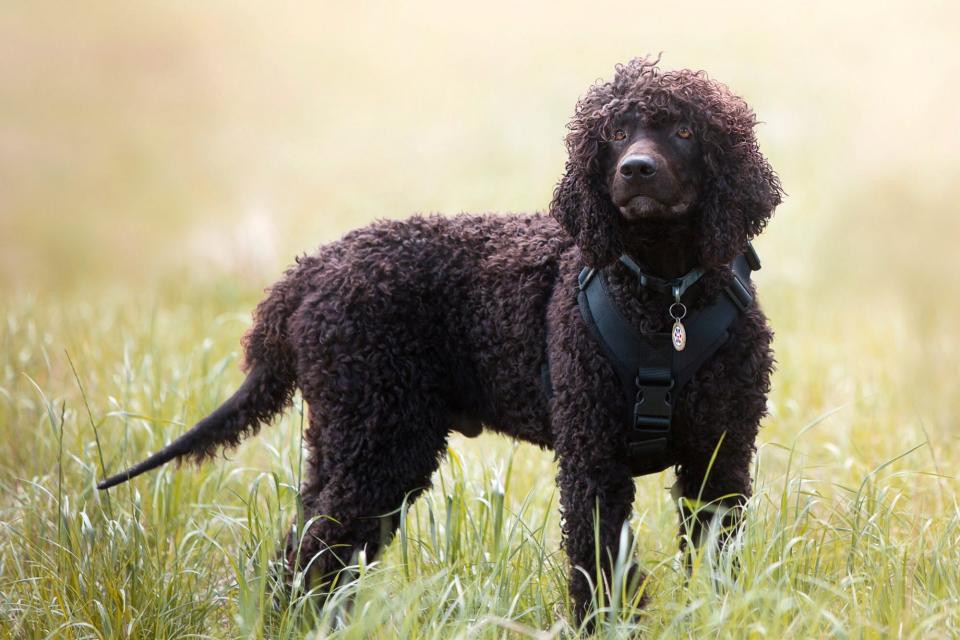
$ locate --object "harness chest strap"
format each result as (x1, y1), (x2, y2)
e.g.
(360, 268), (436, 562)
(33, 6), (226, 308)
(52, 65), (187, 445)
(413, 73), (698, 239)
(574, 246), (759, 477)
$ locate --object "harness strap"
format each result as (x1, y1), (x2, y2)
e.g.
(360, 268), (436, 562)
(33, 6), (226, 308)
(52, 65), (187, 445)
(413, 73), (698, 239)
(618, 255), (705, 298)
(574, 247), (758, 476)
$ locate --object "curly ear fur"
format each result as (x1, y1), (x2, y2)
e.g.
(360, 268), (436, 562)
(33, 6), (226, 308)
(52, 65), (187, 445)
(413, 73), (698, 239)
(550, 163), (622, 267)
(552, 56), (783, 269)
(696, 110), (783, 267)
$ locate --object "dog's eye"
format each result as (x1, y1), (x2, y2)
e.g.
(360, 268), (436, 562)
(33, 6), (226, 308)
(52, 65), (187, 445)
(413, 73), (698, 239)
(676, 126), (693, 140)
(611, 129), (627, 142)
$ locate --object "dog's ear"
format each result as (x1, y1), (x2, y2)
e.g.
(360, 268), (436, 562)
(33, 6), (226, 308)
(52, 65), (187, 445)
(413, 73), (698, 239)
(550, 158), (622, 268)
(698, 134), (783, 268)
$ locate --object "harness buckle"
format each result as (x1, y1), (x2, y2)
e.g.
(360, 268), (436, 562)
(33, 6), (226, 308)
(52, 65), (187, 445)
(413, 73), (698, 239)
(633, 376), (674, 434)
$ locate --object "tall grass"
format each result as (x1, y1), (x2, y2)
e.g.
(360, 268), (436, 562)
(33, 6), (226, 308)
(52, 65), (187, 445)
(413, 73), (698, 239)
(2, 283), (959, 637)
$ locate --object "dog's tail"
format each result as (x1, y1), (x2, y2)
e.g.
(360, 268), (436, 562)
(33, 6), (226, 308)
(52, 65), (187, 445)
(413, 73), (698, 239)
(98, 269), (303, 490)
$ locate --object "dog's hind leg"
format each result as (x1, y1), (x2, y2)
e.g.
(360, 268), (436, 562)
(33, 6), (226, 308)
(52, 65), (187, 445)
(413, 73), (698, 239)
(284, 397), (449, 600)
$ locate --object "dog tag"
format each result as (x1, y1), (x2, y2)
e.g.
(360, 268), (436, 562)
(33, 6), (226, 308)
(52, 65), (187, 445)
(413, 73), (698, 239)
(672, 320), (686, 352)
(669, 296), (687, 352)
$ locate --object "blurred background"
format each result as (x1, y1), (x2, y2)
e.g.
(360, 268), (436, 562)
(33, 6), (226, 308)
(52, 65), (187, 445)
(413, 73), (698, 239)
(3, 1), (957, 292)
(2, 0), (960, 512)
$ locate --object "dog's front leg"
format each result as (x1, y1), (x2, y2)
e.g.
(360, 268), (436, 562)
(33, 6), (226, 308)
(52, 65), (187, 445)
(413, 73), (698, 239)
(670, 313), (772, 567)
(556, 441), (642, 626)
(673, 429), (754, 566)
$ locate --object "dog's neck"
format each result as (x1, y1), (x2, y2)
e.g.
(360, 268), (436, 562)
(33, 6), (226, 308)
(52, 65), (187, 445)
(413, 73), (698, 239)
(613, 217), (704, 280)
(622, 244), (694, 279)
(618, 228), (697, 280)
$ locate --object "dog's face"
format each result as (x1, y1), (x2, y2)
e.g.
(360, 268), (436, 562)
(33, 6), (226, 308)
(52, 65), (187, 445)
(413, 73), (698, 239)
(603, 112), (704, 222)
(550, 57), (783, 269)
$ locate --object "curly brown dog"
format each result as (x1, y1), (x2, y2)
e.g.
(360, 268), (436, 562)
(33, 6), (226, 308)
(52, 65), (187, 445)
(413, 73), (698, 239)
(99, 57), (782, 622)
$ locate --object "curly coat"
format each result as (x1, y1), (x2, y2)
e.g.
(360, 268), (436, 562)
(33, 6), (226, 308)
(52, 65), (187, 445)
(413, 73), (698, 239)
(98, 57), (783, 622)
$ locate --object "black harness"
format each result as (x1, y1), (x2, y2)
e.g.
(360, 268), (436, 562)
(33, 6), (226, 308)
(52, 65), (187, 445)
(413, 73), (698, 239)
(575, 245), (761, 476)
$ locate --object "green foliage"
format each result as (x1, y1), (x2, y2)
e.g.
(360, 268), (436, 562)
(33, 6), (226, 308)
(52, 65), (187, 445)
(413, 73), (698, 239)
(2, 290), (959, 637)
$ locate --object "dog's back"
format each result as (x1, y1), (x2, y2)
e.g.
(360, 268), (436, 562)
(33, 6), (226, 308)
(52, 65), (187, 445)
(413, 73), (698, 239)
(286, 212), (570, 446)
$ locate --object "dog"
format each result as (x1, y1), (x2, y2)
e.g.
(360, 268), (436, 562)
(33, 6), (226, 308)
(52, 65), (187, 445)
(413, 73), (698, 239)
(99, 57), (782, 621)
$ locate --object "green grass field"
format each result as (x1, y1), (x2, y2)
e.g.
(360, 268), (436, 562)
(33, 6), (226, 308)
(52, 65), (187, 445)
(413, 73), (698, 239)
(3, 2), (960, 637)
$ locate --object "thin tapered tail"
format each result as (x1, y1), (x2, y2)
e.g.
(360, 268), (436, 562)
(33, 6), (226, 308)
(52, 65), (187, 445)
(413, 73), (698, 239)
(98, 260), (307, 490)
(97, 361), (294, 490)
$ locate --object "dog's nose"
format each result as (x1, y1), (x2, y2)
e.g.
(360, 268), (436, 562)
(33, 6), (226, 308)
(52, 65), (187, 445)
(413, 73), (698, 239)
(618, 155), (658, 179)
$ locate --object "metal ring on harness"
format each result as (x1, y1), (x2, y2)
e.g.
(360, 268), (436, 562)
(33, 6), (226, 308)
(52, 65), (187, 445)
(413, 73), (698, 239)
(668, 302), (687, 321)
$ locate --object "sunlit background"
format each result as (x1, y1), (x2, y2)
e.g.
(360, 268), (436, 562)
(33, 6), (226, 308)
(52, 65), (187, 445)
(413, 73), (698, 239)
(3, 2), (960, 636)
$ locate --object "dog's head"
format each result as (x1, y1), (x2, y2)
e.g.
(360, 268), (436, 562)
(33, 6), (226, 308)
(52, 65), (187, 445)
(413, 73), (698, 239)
(550, 57), (783, 268)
